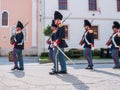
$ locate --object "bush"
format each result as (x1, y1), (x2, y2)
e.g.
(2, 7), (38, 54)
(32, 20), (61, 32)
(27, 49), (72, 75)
(40, 49), (101, 59)
(40, 52), (48, 57)
(92, 49), (101, 56)
(68, 48), (83, 58)
(43, 25), (52, 36)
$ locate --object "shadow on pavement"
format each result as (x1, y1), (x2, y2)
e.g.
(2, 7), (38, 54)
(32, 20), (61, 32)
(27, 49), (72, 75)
(9, 71), (25, 78)
(93, 69), (120, 77)
(56, 73), (89, 90)
(68, 64), (114, 69)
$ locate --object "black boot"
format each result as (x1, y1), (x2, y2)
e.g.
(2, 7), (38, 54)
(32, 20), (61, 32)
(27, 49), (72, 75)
(11, 67), (19, 71)
(58, 71), (67, 74)
(85, 65), (93, 70)
(18, 68), (24, 71)
(49, 71), (58, 75)
(113, 66), (120, 69)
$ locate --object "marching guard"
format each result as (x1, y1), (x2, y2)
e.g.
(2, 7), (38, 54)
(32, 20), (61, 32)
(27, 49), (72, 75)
(46, 20), (57, 71)
(80, 20), (94, 70)
(106, 21), (120, 69)
(49, 11), (68, 75)
(11, 21), (24, 71)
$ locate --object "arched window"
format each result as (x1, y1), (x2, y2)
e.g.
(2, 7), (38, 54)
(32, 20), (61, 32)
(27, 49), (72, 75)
(2, 11), (8, 26)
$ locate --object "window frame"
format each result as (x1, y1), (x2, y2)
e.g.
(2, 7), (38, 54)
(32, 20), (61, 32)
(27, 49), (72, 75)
(58, 0), (68, 10)
(88, 0), (97, 11)
(64, 24), (69, 40)
(117, 0), (120, 12)
(1, 10), (9, 28)
(91, 25), (99, 40)
(22, 26), (28, 42)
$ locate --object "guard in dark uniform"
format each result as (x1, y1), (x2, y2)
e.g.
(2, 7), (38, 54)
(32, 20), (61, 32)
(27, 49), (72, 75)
(107, 21), (120, 69)
(46, 20), (57, 71)
(49, 11), (68, 75)
(11, 21), (24, 71)
(82, 20), (94, 70)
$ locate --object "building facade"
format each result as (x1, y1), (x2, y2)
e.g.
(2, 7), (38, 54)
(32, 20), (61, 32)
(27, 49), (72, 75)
(41, 0), (120, 52)
(0, 0), (120, 55)
(0, 0), (39, 55)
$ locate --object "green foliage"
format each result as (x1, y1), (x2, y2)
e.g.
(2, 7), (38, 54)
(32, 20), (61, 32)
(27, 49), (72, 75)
(40, 49), (102, 59)
(68, 48), (82, 58)
(92, 50), (101, 56)
(43, 25), (52, 36)
(40, 52), (49, 57)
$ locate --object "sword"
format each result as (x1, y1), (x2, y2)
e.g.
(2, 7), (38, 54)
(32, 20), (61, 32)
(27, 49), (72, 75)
(56, 46), (75, 64)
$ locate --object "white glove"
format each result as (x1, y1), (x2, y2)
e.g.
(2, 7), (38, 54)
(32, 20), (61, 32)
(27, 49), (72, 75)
(53, 42), (57, 46)
(91, 47), (95, 50)
(50, 44), (53, 48)
(17, 43), (22, 45)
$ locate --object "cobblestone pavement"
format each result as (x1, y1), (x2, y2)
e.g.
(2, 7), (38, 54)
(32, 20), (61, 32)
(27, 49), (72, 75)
(0, 60), (120, 90)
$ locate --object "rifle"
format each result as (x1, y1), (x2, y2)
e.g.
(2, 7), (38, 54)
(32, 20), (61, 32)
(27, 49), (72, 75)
(106, 33), (114, 46)
(10, 21), (29, 45)
(79, 31), (86, 45)
(62, 13), (72, 24)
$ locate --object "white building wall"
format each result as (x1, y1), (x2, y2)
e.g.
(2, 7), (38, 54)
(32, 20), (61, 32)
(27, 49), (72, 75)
(43, 0), (120, 51)
(32, 0), (37, 47)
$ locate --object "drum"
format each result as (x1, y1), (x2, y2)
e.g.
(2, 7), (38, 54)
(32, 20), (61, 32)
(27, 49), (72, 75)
(8, 51), (13, 62)
(8, 51), (18, 62)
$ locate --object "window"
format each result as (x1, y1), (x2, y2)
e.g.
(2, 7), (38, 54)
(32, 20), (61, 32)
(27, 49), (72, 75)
(22, 28), (28, 42)
(10, 26), (27, 42)
(2, 11), (8, 26)
(91, 26), (99, 39)
(89, 0), (97, 11)
(10, 26), (16, 36)
(58, 0), (68, 10)
(64, 25), (69, 39)
(117, 0), (120, 11)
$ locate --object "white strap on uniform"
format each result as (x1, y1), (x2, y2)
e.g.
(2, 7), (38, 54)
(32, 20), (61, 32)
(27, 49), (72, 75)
(85, 31), (91, 45)
(14, 37), (17, 42)
(14, 34), (23, 45)
(112, 33), (119, 48)
(17, 39), (24, 45)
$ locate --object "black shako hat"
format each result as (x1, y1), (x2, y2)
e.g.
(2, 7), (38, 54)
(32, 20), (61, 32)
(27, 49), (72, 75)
(16, 21), (24, 29)
(54, 11), (63, 20)
(51, 20), (57, 28)
(84, 20), (91, 27)
(112, 21), (120, 29)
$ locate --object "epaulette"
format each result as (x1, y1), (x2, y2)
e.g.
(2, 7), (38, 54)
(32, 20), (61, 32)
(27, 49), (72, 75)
(88, 30), (94, 34)
(59, 24), (63, 28)
(118, 33), (120, 37)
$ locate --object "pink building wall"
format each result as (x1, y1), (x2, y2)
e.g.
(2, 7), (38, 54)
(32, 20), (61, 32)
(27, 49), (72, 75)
(0, 0), (38, 55)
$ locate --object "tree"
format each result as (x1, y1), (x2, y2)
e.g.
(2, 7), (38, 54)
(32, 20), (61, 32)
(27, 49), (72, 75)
(43, 25), (52, 36)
